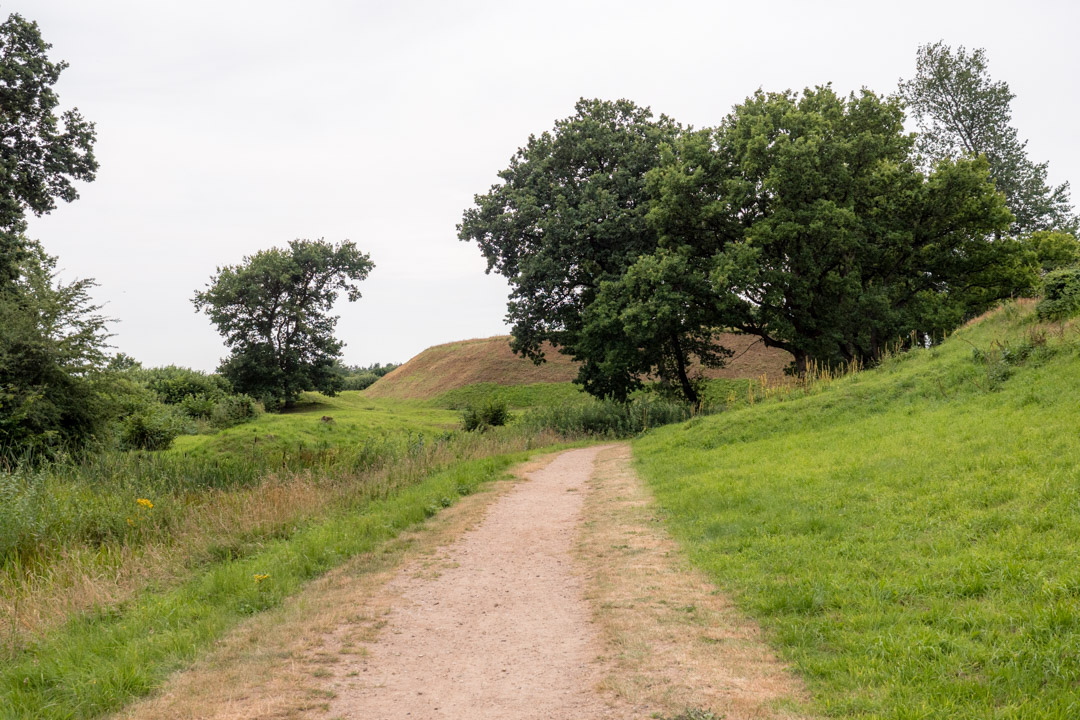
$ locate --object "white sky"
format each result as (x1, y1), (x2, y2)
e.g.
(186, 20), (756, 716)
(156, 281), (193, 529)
(15, 0), (1080, 371)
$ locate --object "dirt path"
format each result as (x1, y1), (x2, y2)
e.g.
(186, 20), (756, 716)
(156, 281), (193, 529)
(326, 444), (622, 719)
(115, 444), (808, 719)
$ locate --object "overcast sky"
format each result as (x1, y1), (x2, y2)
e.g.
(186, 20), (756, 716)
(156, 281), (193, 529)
(14, 0), (1080, 371)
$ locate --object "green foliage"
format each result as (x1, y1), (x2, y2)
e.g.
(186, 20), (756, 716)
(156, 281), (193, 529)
(900, 41), (1076, 235)
(652, 85), (1019, 375)
(433, 381), (584, 410)
(1036, 266), (1080, 321)
(132, 365), (231, 405)
(117, 405), (188, 451)
(522, 397), (695, 437)
(461, 399), (510, 431)
(338, 362), (400, 391)
(463, 90), (1025, 400)
(634, 302), (1080, 718)
(1022, 230), (1080, 275)
(193, 239), (374, 409)
(459, 98), (716, 403)
(208, 393), (260, 428)
(0, 13), (97, 282)
(0, 242), (112, 456)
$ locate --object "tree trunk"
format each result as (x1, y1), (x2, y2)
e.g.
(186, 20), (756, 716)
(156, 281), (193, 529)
(793, 350), (808, 378)
(670, 334), (700, 408)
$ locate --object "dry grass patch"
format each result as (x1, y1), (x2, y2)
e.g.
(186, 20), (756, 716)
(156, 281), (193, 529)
(2, 473), (352, 651)
(366, 334), (793, 401)
(578, 444), (810, 720)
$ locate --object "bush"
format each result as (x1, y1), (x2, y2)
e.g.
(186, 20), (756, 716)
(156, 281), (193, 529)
(135, 366), (232, 406)
(119, 406), (187, 451)
(462, 400), (511, 431)
(342, 372), (379, 391)
(521, 398), (695, 437)
(1036, 266), (1080, 321)
(179, 393), (217, 420)
(210, 394), (261, 429)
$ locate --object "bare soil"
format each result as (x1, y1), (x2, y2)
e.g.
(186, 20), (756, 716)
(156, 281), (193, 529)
(325, 445), (624, 719)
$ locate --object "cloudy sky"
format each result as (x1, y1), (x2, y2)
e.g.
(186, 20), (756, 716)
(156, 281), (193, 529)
(14, 0), (1080, 370)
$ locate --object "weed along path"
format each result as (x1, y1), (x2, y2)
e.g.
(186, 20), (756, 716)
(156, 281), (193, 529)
(326, 445), (620, 719)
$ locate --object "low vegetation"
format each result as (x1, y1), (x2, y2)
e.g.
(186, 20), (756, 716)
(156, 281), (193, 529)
(634, 300), (1080, 718)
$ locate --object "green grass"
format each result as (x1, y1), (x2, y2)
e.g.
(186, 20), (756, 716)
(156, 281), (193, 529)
(634, 303), (1080, 719)
(171, 391), (460, 463)
(430, 381), (586, 410)
(0, 452), (540, 719)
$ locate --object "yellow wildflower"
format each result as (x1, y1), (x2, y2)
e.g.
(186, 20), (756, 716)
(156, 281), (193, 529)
(136, 498), (154, 510)
(253, 573), (270, 584)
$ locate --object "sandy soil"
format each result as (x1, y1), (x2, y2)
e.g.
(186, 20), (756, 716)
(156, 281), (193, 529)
(326, 445), (624, 719)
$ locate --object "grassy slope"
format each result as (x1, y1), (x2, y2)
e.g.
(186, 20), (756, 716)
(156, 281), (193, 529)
(170, 392), (460, 462)
(634, 302), (1080, 719)
(366, 334), (794, 401)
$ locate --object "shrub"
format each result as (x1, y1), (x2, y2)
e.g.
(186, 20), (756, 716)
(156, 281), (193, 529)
(135, 366), (231, 405)
(342, 372), (379, 391)
(119, 406), (187, 451)
(210, 394), (261, 428)
(1036, 266), (1080, 321)
(462, 400), (511, 431)
(521, 398), (695, 437)
(180, 393), (217, 420)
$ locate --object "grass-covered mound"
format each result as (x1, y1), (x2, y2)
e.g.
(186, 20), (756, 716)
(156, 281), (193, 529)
(365, 334), (793, 401)
(634, 300), (1080, 719)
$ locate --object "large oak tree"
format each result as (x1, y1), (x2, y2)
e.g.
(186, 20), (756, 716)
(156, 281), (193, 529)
(459, 98), (729, 404)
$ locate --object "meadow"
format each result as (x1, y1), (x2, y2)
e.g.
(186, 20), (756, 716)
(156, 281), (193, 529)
(634, 301), (1080, 719)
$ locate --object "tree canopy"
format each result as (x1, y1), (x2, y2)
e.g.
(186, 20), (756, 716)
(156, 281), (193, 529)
(193, 239), (373, 409)
(0, 13), (97, 282)
(458, 98), (730, 404)
(900, 41), (1076, 236)
(462, 88), (1027, 401)
(0, 13), (105, 454)
(649, 86), (1019, 374)
(0, 240), (111, 453)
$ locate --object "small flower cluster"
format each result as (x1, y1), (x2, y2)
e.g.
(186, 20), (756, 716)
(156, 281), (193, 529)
(253, 573), (270, 584)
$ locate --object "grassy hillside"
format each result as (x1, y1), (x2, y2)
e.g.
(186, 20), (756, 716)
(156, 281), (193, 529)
(170, 392), (460, 463)
(366, 334), (793, 400)
(633, 300), (1080, 719)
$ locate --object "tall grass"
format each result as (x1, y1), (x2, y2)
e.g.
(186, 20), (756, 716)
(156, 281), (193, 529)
(521, 397), (698, 436)
(0, 422), (563, 655)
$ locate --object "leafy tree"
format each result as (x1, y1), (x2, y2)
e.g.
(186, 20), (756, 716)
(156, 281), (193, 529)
(0, 240), (111, 453)
(649, 86), (1019, 374)
(1021, 230), (1080, 275)
(458, 98), (726, 403)
(193, 239), (374, 409)
(0, 13), (97, 282)
(900, 41), (1076, 235)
